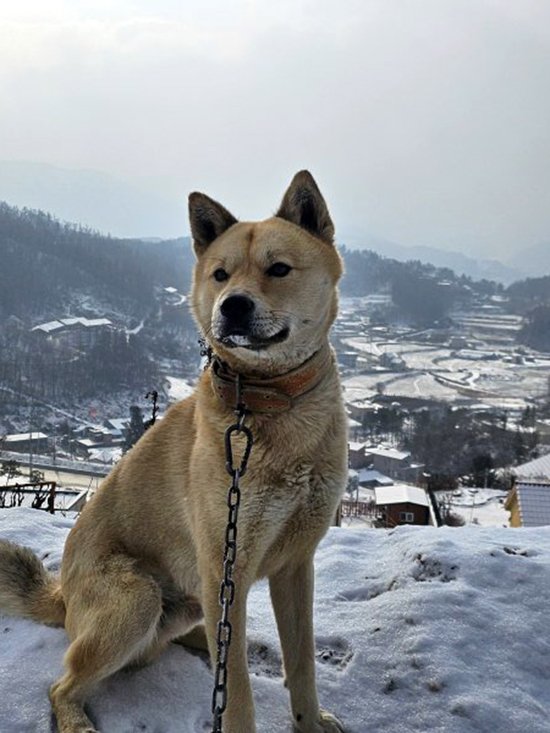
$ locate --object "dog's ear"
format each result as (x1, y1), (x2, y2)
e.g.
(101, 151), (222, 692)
(275, 170), (334, 245)
(188, 192), (238, 255)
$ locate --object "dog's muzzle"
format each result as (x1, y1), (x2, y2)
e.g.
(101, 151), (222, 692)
(216, 294), (289, 350)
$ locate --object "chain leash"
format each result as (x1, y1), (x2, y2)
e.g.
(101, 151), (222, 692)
(211, 375), (253, 733)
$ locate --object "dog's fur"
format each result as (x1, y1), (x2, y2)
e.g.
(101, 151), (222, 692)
(0, 171), (348, 733)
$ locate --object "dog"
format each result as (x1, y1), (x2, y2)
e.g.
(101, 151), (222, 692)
(0, 171), (348, 733)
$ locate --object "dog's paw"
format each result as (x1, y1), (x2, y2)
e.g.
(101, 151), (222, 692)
(318, 710), (346, 732)
(294, 710), (346, 733)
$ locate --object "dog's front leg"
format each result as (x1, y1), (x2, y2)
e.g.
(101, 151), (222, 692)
(269, 559), (345, 733)
(201, 566), (256, 733)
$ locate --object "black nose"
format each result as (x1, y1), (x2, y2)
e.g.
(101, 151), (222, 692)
(220, 294), (255, 322)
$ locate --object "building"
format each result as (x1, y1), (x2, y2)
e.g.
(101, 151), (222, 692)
(364, 446), (423, 483)
(505, 480), (550, 528)
(31, 317), (113, 350)
(374, 484), (433, 527)
(3, 432), (49, 453)
(354, 468), (394, 488)
(348, 442), (368, 469)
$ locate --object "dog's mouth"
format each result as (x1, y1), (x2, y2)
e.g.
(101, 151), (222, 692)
(220, 327), (290, 351)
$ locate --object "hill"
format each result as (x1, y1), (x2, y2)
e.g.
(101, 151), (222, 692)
(506, 276), (550, 352)
(1, 508), (549, 732)
(0, 201), (501, 328)
(0, 202), (193, 322)
(0, 203), (198, 405)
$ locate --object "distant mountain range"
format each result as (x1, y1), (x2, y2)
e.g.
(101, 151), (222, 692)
(507, 242), (550, 279)
(342, 234), (530, 285)
(1, 160), (547, 283)
(0, 161), (185, 240)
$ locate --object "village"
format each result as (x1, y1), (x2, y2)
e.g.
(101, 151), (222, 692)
(1, 285), (549, 532)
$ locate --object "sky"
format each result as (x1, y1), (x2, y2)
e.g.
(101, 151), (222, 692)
(1, 0), (550, 258)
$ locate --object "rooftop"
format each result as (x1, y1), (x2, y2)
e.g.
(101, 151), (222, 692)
(374, 484), (430, 507)
(32, 317), (112, 333)
(513, 452), (550, 480)
(365, 447), (411, 462)
(4, 432), (48, 442)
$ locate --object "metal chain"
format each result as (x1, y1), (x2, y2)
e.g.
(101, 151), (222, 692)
(211, 375), (253, 733)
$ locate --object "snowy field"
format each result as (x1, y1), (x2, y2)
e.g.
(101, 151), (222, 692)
(1, 509), (550, 732)
(449, 489), (510, 527)
(340, 336), (550, 407)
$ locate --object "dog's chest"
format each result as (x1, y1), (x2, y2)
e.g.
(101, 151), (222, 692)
(242, 460), (340, 576)
(251, 460), (321, 516)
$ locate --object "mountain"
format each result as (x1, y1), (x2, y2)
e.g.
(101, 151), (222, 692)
(507, 242), (550, 278)
(0, 161), (185, 240)
(0, 201), (504, 329)
(343, 234), (524, 285)
(0, 202), (193, 322)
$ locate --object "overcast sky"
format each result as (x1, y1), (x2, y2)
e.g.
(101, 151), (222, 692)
(1, 0), (550, 258)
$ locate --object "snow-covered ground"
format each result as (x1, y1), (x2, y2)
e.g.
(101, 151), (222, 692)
(165, 376), (195, 403)
(340, 337), (550, 408)
(1, 508), (550, 732)
(449, 488), (510, 527)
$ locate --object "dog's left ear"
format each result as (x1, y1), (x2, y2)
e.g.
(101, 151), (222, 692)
(276, 170), (334, 245)
(188, 192), (238, 256)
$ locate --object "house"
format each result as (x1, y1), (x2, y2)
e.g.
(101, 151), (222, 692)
(338, 351), (359, 369)
(3, 432), (49, 453)
(104, 418), (130, 439)
(505, 480), (550, 528)
(355, 468), (394, 488)
(363, 446), (423, 483)
(374, 484), (433, 527)
(348, 442), (368, 469)
(31, 317), (113, 350)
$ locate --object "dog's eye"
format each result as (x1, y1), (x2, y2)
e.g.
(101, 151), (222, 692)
(267, 262), (292, 278)
(213, 268), (229, 282)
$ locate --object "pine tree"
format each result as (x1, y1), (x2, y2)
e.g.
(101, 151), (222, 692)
(124, 406), (145, 453)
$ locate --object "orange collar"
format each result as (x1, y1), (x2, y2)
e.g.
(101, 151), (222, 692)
(210, 345), (332, 414)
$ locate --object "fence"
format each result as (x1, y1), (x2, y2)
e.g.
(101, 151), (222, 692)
(340, 499), (378, 518)
(0, 481), (57, 513)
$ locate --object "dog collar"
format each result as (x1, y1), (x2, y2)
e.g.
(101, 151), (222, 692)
(210, 344), (332, 414)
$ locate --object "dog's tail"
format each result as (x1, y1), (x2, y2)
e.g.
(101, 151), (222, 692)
(0, 539), (66, 627)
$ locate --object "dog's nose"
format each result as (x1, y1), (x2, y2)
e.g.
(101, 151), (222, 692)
(220, 294), (255, 322)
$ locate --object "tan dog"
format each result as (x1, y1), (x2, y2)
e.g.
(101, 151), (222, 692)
(0, 171), (348, 733)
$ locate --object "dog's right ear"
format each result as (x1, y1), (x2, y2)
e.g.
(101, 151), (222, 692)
(188, 192), (238, 256)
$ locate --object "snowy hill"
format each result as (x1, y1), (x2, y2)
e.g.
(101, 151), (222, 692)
(1, 508), (550, 733)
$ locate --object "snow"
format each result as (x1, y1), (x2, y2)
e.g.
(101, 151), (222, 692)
(449, 489), (510, 527)
(4, 432), (48, 442)
(2, 508), (550, 732)
(513, 452), (550, 480)
(339, 336), (550, 408)
(374, 484), (430, 507)
(165, 376), (195, 403)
